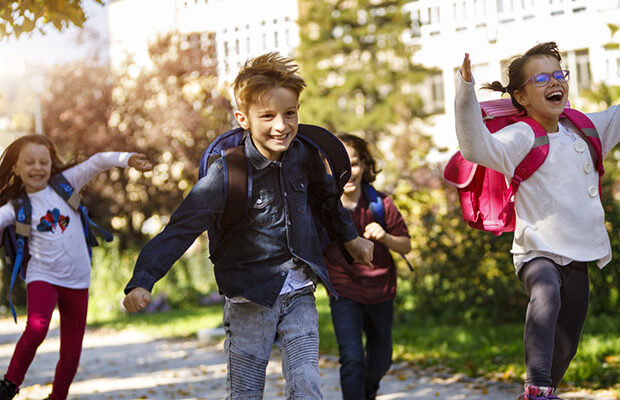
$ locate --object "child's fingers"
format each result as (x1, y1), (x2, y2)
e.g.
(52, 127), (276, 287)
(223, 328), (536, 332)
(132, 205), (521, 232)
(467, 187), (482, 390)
(129, 153), (153, 171)
(123, 288), (151, 312)
(461, 53), (473, 83)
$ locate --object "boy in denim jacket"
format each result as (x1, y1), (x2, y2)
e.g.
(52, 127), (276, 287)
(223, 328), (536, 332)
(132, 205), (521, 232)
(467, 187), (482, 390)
(123, 52), (374, 399)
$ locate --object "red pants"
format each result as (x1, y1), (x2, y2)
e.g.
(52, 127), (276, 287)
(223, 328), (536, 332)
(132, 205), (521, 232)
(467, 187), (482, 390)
(4, 281), (88, 400)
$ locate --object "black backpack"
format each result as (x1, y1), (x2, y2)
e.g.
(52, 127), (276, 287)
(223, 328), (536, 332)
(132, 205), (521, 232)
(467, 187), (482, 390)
(198, 124), (354, 262)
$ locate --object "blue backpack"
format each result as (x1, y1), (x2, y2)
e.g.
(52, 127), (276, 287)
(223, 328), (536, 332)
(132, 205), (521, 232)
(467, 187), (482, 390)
(362, 184), (413, 271)
(1, 173), (113, 322)
(198, 124), (354, 261)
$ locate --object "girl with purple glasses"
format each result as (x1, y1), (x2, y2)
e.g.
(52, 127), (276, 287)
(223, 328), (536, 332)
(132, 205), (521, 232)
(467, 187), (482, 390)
(454, 42), (620, 399)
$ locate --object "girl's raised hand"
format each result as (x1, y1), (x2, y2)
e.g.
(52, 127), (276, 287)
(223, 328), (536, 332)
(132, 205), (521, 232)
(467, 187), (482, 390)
(128, 153), (153, 172)
(461, 53), (473, 83)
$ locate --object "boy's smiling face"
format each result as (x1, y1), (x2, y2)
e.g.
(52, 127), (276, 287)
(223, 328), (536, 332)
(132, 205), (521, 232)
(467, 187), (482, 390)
(234, 86), (299, 161)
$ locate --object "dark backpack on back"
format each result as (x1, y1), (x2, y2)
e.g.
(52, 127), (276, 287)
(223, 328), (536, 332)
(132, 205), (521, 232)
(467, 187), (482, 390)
(198, 124), (354, 262)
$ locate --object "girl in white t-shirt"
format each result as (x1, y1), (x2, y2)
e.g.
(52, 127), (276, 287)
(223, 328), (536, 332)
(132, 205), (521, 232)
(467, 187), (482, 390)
(456, 42), (620, 400)
(0, 135), (152, 400)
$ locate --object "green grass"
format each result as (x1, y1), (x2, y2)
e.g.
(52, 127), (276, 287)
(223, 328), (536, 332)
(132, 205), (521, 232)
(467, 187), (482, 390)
(80, 288), (619, 394)
(87, 304), (224, 339)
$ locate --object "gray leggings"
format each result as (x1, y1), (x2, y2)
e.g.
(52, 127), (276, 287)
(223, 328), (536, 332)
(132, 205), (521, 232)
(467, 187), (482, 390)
(519, 257), (589, 388)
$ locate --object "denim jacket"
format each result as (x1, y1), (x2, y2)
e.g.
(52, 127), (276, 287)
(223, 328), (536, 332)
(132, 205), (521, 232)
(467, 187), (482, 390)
(125, 134), (358, 307)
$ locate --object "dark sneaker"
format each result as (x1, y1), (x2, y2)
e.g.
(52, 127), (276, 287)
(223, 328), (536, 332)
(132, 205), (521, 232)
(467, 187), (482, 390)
(0, 378), (18, 400)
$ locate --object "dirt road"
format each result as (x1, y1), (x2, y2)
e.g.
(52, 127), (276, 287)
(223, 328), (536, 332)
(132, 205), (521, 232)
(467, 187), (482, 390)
(0, 318), (615, 400)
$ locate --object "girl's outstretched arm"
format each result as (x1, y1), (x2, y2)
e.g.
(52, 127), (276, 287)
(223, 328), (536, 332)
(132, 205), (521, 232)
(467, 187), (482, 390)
(454, 55), (532, 175)
(63, 152), (151, 190)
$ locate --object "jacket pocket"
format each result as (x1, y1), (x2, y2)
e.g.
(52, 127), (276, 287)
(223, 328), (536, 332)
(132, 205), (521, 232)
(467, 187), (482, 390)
(249, 188), (276, 227)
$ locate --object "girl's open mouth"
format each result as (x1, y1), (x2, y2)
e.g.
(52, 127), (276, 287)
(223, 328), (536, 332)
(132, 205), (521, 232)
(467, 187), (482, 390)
(546, 90), (563, 103)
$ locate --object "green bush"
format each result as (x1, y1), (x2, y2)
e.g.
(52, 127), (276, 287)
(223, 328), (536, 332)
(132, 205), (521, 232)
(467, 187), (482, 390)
(88, 238), (218, 323)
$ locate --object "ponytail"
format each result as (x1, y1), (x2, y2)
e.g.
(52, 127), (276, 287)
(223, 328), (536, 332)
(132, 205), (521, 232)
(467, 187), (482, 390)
(481, 81), (507, 94)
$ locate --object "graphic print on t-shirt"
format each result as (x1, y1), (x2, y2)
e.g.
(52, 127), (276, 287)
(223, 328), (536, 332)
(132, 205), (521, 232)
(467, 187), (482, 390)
(37, 208), (70, 233)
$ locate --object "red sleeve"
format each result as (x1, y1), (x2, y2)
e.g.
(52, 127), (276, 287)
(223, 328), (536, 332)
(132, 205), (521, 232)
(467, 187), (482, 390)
(382, 194), (409, 238)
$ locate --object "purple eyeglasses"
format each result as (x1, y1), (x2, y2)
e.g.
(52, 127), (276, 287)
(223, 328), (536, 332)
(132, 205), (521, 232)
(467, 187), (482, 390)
(521, 70), (570, 89)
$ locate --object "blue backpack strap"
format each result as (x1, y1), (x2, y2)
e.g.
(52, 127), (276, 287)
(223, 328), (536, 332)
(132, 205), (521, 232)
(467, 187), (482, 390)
(362, 184), (386, 228)
(48, 173), (113, 258)
(362, 184), (413, 271)
(7, 193), (31, 322)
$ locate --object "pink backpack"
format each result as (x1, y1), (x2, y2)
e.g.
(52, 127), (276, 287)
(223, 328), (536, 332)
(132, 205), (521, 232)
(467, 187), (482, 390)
(443, 98), (604, 235)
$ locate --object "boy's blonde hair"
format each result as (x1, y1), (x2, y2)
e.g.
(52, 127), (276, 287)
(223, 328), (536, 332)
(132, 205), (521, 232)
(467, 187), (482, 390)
(233, 52), (306, 114)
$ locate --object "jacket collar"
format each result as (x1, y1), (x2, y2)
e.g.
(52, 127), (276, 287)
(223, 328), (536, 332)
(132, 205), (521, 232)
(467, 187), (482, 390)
(244, 132), (301, 170)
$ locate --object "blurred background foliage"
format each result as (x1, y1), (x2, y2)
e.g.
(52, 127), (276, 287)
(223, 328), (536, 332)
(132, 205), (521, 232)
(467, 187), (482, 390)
(0, 1), (618, 332)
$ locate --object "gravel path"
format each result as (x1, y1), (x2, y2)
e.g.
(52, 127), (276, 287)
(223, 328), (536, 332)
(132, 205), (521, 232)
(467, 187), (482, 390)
(0, 317), (616, 400)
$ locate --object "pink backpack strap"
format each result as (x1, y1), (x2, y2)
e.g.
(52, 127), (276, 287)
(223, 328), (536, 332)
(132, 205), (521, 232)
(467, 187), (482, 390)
(561, 108), (604, 176)
(494, 116), (549, 228)
(509, 116), (550, 193)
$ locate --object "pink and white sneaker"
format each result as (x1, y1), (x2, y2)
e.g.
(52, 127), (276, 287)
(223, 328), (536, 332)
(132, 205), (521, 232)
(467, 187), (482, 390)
(517, 385), (563, 400)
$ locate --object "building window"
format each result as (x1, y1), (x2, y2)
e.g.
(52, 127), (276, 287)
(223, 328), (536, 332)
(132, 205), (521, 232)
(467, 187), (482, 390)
(246, 37), (250, 53)
(223, 41), (229, 57)
(235, 38), (240, 55)
(575, 49), (591, 91)
(262, 32), (267, 49)
(274, 31), (279, 47)
(430, 72), (444, 112)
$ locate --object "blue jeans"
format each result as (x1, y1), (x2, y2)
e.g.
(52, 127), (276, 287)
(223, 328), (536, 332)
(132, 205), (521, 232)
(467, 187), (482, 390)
(223, 285), (322, 399)
(329, 296), (394, 400)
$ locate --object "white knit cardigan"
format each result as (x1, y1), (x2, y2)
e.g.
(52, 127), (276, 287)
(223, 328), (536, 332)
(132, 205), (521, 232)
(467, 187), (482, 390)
(455, 76), (620, 273)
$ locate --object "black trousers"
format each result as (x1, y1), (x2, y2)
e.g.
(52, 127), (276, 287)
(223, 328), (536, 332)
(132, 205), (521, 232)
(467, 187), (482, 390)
(519, 257), (589, 388)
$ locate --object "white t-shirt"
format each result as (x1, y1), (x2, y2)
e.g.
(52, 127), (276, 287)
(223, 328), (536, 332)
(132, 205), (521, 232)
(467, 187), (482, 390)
(0, 152), (133, 289)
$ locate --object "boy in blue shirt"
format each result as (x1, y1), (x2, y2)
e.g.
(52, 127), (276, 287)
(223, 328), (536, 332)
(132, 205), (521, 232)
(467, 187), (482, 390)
(123, 52), (374, 399)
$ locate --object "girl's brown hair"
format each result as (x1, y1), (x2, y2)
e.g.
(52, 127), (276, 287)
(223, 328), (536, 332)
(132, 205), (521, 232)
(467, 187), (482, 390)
(481, 41), (563, 112)
(0, 135), (72, 204)
(338, 133), (381, 184)
(233, 52), (306, 114)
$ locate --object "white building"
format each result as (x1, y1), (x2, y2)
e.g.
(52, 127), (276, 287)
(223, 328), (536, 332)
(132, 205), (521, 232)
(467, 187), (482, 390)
(107, 0), (299, 85)
(405, 0), (620, 156)
(108, 0), (620, 157)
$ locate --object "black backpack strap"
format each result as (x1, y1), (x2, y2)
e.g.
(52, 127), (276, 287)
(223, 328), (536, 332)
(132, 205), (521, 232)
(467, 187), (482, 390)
(297, 124), (351, 195)
(221, 145), (250, 233)
(208, 145), (252, 263)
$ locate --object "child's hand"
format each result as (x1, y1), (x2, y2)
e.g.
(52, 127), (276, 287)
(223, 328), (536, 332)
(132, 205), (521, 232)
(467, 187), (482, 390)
(128, 153), (153, 172)
(344, 236), (374, 267)
(461, 53), (473, 83)
(123, 287), (152, 312)
(363, 222), (386, 243)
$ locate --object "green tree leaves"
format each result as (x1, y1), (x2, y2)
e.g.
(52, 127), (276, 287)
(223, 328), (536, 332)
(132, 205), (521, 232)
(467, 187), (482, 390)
(0, 0), (104, 38)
